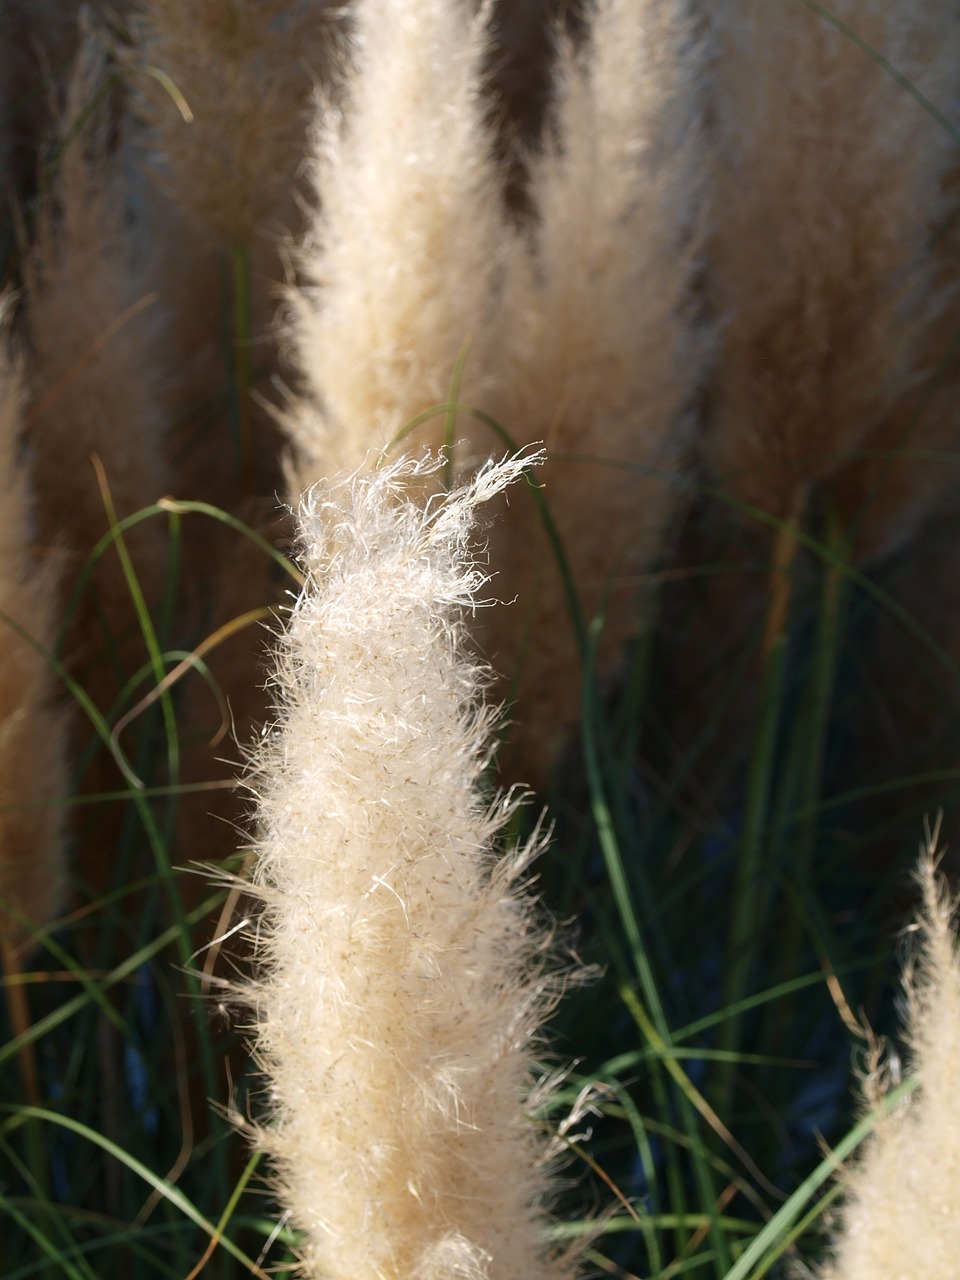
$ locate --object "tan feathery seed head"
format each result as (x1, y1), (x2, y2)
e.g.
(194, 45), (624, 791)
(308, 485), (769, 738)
(706, 0), (960, 524)
(129, 0), (343, 248)
(0, 294), (66, 949)
(127, 2), (345, 509)
(823, 831), (960, 1279)
(483, 0), (707, 785)
(285, 0), (507, 487)
(830, 140), (960, 564)
(122, 3), (346, 899)
(242, 451), (583, 1280)
(24, 30), (170, 614)
(22, 30), (172, 897)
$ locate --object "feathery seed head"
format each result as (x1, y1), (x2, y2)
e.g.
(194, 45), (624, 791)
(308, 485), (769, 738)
(823, 831), (960, 1278)
(242, 451), (582, 1280)
(285, 0), (507, 486)
(129, 0), (342, 247)
(483, 0), (707, 784)
(706, 0), (960, 534)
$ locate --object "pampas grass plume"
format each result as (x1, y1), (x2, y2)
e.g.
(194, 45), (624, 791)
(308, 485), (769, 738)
(286, 0), (505, 485)
(24, 31), (170, 643)
(243, 452), (580, 1280)
(128, 0), (344, 507)
(823, 831), (960, 1278)
(21, 30), (174, 893)
(485, 0), (705, 782)
(130, 0), (338, 250)
(707, 1), (960, 527)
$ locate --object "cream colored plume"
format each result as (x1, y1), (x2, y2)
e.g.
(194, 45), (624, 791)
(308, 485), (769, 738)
(824, 833), (960, 1278)
(286, 0), (506, 485)
(243, 452), (580, 1280)
(484, 0), (706, 784)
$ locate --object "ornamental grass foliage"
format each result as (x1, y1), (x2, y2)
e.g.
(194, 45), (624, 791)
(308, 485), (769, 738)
(4, 1), (960, 1277)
